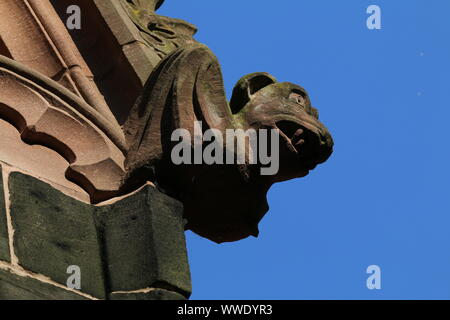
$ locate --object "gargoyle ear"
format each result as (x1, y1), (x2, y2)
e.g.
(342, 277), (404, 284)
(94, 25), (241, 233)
(230, 72), (277, 114)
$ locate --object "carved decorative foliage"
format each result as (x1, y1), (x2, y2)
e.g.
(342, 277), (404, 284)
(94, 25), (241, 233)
(121, 0), (198, 59)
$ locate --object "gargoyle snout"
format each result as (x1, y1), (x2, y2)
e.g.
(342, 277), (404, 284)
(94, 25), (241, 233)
(317, 128), (334, 164)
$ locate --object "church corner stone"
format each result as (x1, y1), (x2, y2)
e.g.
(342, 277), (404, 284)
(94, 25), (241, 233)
(0, 171), (190, 300)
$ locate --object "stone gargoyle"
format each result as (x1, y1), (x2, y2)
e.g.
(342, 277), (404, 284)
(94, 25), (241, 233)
(0, 0), (333, 243)
(123, 44), (334, 242)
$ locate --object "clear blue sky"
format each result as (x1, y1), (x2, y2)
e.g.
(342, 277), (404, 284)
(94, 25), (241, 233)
(159, 0), (450, 300)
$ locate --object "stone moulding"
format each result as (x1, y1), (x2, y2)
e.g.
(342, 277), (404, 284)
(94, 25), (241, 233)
(0, 0), (119, 127)
(0, 55), (126, 203)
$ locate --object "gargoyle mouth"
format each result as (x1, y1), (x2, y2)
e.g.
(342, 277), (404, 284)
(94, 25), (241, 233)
(276, 120), (333, 170)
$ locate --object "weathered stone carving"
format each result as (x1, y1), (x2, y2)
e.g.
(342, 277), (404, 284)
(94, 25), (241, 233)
(122, 0), (198, 59)
(123, 44), (333, 242)
(0, 0), (333, 243)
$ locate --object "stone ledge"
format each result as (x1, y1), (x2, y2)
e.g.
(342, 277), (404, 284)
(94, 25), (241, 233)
(109, 288), (186, 300)
(95, 184), (191, 297)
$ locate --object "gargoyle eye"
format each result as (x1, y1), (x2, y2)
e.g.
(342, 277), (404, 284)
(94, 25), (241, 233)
(289, 91), (306, 106)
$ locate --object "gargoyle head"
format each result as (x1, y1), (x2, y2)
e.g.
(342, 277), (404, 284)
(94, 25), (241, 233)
(177, 72), (334, 243)
(230, 73), (334, 183)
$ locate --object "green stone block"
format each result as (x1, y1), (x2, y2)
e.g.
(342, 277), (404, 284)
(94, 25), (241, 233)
(8, 172), (106, 299)
(95, 185), (191, 298)
(6, 172), (191, 300)
(0, 165), (10, 262)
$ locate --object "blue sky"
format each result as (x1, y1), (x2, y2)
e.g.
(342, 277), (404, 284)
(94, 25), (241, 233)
(159, 0), (450, 299)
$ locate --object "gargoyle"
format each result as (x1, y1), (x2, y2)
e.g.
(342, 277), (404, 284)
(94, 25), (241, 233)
(123, 44), (333, 242)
